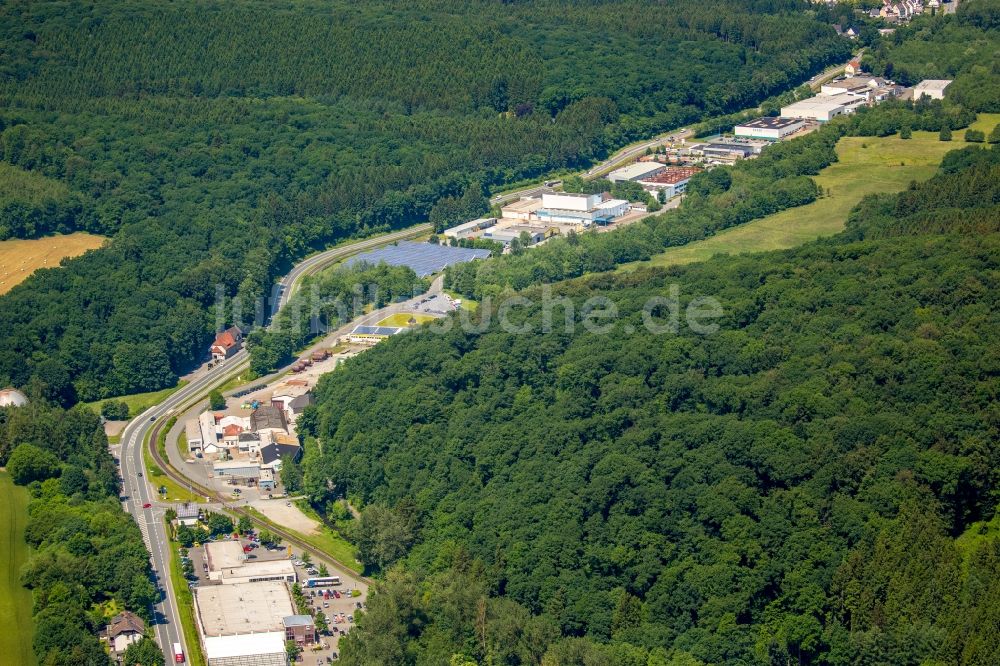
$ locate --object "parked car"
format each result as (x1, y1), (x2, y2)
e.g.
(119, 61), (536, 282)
(323, 601), (329, 608)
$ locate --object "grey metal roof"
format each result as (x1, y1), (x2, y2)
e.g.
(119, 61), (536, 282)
(283, 615), (314, 627)
(353, 325), (402, 336)
(344, 241), (490, 277)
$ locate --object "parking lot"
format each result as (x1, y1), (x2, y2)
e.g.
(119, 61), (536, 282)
(183, 534), (368, 662)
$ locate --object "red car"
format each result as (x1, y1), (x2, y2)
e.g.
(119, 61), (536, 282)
(142, 503), (152, 509)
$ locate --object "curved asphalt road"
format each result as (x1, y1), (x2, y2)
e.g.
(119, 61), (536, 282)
(117, 223), (430, 659)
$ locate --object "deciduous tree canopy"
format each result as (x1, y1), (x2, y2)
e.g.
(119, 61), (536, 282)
(307, 144), (1000, 664)
(0, 0), (850, 400)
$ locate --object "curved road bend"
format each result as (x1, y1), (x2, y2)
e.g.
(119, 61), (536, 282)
(117, 223), (430, 657)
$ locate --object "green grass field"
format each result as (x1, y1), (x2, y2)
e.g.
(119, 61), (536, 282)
(621, 114), (1000, 270)
(83, 381), (189, 418)
(0, 472), (35, 666)
(146, 420), (206, 504)
(376, 312), (437, 327)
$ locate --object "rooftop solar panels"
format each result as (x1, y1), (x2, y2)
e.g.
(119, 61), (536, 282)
(345, 241), (491, 277)
(352, 325), (403, 336)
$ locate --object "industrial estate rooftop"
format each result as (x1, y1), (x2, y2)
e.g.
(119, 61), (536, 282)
(640, 167), (702, 185)
(344, 241), (490, 277)
(194, 581), (295, 636)
(204, 541), (246, 571)
(353, 325), (403, 336)
(737, 117), (806, 130)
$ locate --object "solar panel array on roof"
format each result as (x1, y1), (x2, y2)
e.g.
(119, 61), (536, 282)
(345, 241), (491, 277)
(353, 325), (402, 336)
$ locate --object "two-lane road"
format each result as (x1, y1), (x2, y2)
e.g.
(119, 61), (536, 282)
(117, 223), (430, 658)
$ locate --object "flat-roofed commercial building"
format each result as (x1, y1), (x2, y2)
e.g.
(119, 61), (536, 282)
(913, 79), (952, 100)
(541, 192), (602, 212)
(204, 542), (246, 581)
(212, 459), (261, 482)
(219, 559), (297, 585)
(535, 193), (628, 226)
(607, 161), (665, 183)
(733, 117), (805, 140)
(442, 217), (497, 240)
(820, 76), (887, 96)
(202, 634), (286, 666)
(500, 198), (543, 221)
(193, 581), (294, 666)
(204, 541), (296, 584)
(638, 167), (702, 198)
(781, 94), (865, 122)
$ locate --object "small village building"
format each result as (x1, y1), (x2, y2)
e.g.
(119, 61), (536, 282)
(176, 503), (201, 526)
(106, 610), (145, 653)
(283, 615), (317, 646)
(209, 326), (243, 362)
(185, 418), (204, 454)
(250, 405), (288, 435)
(259, 467), (276, 491)
(237, 432), (262, 455)
(260, 442), (302, 472)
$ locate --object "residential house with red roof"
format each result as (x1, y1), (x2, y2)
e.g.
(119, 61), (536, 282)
(210, 326), (243, 362)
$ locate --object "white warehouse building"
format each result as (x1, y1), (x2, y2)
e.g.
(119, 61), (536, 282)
(607, 161), (665, 183)
(913, 79), (952, 101)
(535, 192), (628, 226)
(780, 93), (865, 122)
(734, 117), (805, 140)
(193, 581), (294, 666)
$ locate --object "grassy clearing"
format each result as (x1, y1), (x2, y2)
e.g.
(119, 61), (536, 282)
(214, 369), (259, 395)
(0, 232), (105, 295)
(444, 290), (478, 312)
(621, 115), (1000, 270)
(0, 162), (71, 203)
(376, 312), (437, 327)
(956, 511), (1000, 573)
(83, 381), (189, 418)
(247, 505), (362, 574)
(177, 432), (188, 461)
(167, 534), (206, 666)
(0, 471), (34, 666)
(145, 419), (205, 504)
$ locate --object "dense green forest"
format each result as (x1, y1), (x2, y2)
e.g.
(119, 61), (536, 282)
(298, 141), (1000, 665)
(0, 400), (161, 666)
(0, 0), (851, 401)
